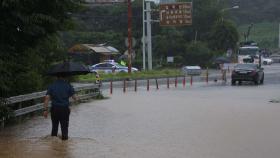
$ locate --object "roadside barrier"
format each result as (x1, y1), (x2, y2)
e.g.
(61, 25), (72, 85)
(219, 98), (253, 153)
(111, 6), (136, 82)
(167, 78), (170, 89)
(123, 80), (126, 93)
(134, 79), (137, 92)
(206, 68), (209, 84)
(97, 71), (226, 94)
(106, 73), (224, 90)
(2, 72), (227, 127)
(156, 78), (159, 90)
(110, 80), (113, 94)
(2, 84), (100, 127)
(183, 76), (186, 87)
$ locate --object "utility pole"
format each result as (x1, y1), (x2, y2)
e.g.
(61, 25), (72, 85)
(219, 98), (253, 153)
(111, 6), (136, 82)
(142, 0), (146, 70)
(146, 1), (153, 70)
(279, 23), (280, 48)
(127, 0), (132, 73)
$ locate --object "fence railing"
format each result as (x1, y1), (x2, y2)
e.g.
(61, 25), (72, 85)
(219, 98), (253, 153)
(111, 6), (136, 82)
(1, 71), (228, 127)
(2, 84), (100, 127)
(100, 72), (227, 91)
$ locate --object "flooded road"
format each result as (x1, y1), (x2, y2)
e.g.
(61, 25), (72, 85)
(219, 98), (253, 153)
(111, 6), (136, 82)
(1, 84), (280, 158)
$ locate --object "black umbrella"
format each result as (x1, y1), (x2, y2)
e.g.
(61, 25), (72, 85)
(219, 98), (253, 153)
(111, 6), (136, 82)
(213, 56), (231, 64)
(47, 61), (90, 76)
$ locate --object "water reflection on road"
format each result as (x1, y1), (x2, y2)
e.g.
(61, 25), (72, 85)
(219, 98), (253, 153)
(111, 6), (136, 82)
(1, 84), (280, 158)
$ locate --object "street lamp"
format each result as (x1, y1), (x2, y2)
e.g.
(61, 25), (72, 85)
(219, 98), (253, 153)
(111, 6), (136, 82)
(221, 5), (239, 22)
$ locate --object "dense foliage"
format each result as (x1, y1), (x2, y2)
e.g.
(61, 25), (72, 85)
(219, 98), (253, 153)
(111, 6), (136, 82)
(0, 98), (13, 121)
(0, 0), (81, 97)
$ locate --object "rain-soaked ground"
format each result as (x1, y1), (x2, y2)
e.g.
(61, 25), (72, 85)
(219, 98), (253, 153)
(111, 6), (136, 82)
(1, 83), (280, 158)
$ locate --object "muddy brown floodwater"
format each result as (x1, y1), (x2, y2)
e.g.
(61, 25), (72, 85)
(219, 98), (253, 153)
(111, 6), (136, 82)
(1, 84), (280, 158)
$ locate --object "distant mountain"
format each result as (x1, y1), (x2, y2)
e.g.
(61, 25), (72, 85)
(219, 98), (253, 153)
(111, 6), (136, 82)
(228, 0), (280, 24)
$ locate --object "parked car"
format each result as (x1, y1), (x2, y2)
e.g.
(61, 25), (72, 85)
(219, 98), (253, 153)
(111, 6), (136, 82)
(231, 64), (264, 85)
(270, 53), (280, 63)
(90, 61), (138, 74)
(182, 66), (202, 76)
(262, 57), (273, 65)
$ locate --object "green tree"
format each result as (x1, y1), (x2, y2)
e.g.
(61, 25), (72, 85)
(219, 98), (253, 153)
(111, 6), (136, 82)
(183, 41), (212, 67)
(0, 0), (80, 97)
(208, 20), (239, 52)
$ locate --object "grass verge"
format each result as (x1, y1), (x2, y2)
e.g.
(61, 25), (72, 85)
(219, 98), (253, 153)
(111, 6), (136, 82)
(78, 69), (183, 82)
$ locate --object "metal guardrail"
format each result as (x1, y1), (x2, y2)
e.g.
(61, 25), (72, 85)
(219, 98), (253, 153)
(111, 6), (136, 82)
(5, 84), (100, 117)
(2, 72), (226, 121)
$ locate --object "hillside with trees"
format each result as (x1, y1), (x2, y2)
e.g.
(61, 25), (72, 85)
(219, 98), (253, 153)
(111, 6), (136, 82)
(1, 0), (240, 98)
(65, 0), (239, 68)
(227, 0), (280, 24)
(217, 0), (280, 48)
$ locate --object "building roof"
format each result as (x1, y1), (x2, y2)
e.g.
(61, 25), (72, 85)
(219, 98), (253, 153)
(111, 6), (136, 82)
(68, 44), (119, 56)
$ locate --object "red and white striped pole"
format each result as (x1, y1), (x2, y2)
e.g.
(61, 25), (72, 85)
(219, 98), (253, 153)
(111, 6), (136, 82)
(156, 78), (159, 90)
(110, 80), (113, 94)
(206, 67), (209, 84)
(134, 79), (137, 92)
(123, 80), (126, 93)
(147, 79), (150, 91)
(167, 78), (170, 89)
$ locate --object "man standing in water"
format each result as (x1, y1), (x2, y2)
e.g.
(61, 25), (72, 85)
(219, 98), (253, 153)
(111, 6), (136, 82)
(43, 75), (78, 140)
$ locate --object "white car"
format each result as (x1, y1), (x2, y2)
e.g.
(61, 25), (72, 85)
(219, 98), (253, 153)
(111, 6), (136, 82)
(90, 61), (138, 73)
(182, 66), (202, 76)
(262, 57), (273, 65)
(241, 55), (272, 65)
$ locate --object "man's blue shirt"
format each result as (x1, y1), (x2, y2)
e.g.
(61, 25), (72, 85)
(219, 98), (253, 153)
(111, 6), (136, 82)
(46, 79), (75, 107)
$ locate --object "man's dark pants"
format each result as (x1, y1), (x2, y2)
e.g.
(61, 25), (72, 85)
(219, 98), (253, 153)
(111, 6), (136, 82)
(51, 106), (70, 140)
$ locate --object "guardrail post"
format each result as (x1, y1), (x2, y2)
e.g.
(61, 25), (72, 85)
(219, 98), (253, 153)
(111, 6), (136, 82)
(123, 80), (126, 93)
(147, 79), (150, 91)
(156, 78), (159, 90)
(17, 103), (22, 122)
(167, 78), (170, 89)
(183, 76), (186, 87)
(206, 67), (209, 84)
(224, 71), (227, 82)
(175, 76), (177, 88)
(110, 80), (113, 94)
(190, 76), (193, 86)
(134, 79), (137, 92)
